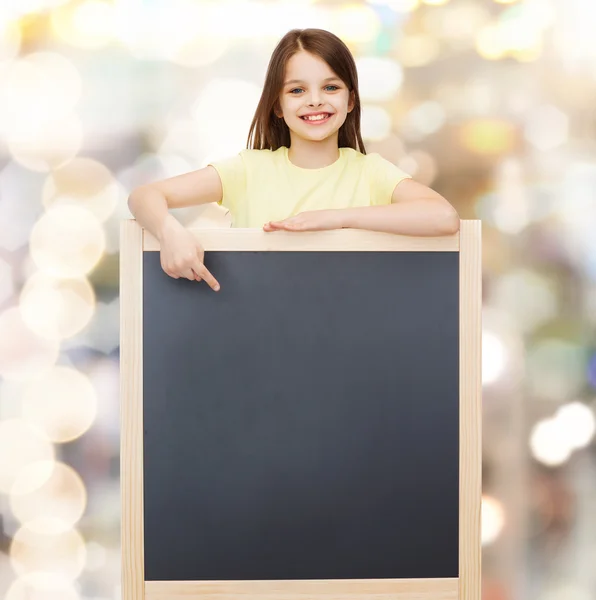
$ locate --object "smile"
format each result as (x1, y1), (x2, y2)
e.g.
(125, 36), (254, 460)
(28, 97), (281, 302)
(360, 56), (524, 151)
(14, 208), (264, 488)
(300, 113), (333, 124)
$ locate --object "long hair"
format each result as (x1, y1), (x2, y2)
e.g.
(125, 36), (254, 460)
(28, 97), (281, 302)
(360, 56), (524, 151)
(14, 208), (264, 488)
(246, 29), (366, 154)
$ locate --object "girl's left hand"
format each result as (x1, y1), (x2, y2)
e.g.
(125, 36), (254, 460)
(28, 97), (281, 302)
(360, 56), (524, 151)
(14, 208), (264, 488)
(263, 209), (345, 232)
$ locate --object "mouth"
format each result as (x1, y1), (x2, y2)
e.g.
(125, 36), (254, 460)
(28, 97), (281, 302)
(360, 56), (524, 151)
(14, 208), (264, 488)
(300, 113), (333, 125)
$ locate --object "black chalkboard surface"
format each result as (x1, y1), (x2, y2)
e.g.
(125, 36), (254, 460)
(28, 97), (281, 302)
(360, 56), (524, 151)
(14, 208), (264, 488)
(142, 249), (459, 582)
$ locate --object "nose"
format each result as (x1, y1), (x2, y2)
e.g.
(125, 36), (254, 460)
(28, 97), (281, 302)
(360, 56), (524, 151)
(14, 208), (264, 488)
(307, 90), (323, 107)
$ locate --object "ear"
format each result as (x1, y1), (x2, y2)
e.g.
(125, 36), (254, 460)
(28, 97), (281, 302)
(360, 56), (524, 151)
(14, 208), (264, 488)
(347, 90), (355, 113)
(273, 100), (283, 119)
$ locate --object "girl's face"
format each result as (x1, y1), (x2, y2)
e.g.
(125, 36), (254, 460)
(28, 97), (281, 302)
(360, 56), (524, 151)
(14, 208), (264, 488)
(276, 50), (355, 143)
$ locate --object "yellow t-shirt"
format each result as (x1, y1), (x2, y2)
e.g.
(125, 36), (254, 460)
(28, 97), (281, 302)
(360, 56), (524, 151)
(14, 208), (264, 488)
(208, 146), (411, 228)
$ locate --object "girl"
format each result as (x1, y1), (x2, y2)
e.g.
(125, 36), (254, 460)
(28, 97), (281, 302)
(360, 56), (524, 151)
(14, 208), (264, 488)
(128, 28), (459, 292)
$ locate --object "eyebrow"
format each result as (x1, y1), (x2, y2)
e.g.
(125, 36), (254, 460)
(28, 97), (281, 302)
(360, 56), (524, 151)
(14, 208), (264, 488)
(284, 77), (341, 86)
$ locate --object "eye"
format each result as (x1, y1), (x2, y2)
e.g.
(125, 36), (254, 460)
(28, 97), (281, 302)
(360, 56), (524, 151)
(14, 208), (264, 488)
(325, 85), (339, 91)
(289, 88), (303, 94)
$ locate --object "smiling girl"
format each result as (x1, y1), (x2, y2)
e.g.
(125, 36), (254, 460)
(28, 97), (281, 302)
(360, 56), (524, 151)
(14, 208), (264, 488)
(128, 28), (460, 291)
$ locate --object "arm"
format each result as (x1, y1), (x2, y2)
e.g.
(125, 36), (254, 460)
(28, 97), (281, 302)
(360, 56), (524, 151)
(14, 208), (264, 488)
(339, 179), (460, 236)
(127, 165), (223, 241)
(264, 179), (460, 236)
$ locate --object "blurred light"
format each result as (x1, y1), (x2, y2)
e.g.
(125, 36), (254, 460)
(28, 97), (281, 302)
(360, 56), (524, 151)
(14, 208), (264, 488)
(86, 357), (120, 442)
(119, 152), (194, 192)
(401, 101), (446, 140)
(113, 0), (237, 65)
(0, 307), (59, 381)
(527, 339), (587, 403)
(421, 0), (450, 5)
(588, 354), (596, 389)
(190, 79), (263, 159)
(84, 540), (108, 571)
(8, 460), (56, 496)
(491, 269), (557, 334)
(397, 150), (437, 185)
(10, 522), (86, 580)
(113, 0), (204, 60)
(554, 163), (596, 269)
(482, 331), (507, 385)
(459, 119), (517, 155)
(396, 34), (440, 67)
(356, 57), (403, 102)
(0, 17), (21, 61)
(423, 2), (490, 41)
(366, 134), (406, 165)
(7, 114), (83, 173)
(51, 0), (115, 49)
(552, 0), (596, 66)
(481, 494), (505, 546)
(113, 0), (232, 67)
(0, 379), (23, 421)
(0, 161), (45, 252)
(113, 0), (329, 54)
(30, 205), (106, 278)
(555, 401), (595, 450)
(20, 272), (96, 341)
(102, 188), (135, 254)
(481, 306), (525, 388)
(5, 572), (80, 600)
(541, 583), (593, 600)
(476, 1), (551, 61)
(62, 298), (120, 355)
(42, 157), (120, 223)
(0, 419), (54, 494)
(462, 77), (496, 115)
(157, 119), (208, 164)
(10, 462), (88, 532)
(21, 366), (97, 443)
(365, 0), (420, 12)
(0, 0), (71, 22)
(171, 35), (229, 68)
(530, 417), (572, 466)
(492, 158), (530, 234)
(0, 52), (82, 134)
(361, 105), (392, 141)
(332, 4), (381, 43)
(524, 105), (569, 151)
(0, 256), (14, 305)
(475, 25), (507, 61)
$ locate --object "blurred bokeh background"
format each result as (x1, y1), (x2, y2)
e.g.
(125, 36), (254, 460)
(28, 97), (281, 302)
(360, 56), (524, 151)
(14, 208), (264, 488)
(1, 0), (595, 598)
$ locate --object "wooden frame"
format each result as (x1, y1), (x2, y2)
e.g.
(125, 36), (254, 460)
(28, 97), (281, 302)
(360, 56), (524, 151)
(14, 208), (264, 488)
(120, 221), (481, 600)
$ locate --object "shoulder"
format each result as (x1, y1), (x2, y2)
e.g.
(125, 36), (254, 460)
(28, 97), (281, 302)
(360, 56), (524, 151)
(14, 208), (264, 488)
(362, 151), (411, 180)
(339, 148), (389, 171)
(238, 147), (285, 166)
(362, 151), (393, 169)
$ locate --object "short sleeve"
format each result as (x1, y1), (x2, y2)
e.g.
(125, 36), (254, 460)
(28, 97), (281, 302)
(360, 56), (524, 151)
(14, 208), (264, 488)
(208, 153), (246, 215)
(367, 153), (411, 206)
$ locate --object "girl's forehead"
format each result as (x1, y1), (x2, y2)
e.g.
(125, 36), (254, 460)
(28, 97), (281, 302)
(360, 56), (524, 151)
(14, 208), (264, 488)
(285, 51), (335, 78)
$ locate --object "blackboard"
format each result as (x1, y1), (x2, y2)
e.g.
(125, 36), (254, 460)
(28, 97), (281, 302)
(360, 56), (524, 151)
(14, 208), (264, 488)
(142, 250), (459, 581)
(120, 223), (481, 600)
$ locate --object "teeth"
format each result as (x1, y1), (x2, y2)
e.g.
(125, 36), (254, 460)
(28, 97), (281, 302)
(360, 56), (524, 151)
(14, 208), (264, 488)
(303, 114), (329, 121)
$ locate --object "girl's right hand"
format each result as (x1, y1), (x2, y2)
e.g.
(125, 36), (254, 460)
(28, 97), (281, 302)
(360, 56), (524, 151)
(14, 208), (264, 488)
(158, 216), (220, 291)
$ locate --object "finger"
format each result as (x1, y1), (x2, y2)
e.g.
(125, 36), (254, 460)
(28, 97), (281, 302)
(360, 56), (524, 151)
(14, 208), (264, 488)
(282, 222), (300, 230)
(198, 266), (220, 292)
(182, 268), (195, 281)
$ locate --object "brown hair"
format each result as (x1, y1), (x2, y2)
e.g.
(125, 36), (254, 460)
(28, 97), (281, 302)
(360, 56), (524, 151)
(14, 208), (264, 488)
(246, 29), (366, 154)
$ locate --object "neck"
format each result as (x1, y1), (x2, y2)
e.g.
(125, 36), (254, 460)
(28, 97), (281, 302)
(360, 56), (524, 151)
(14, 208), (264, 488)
(287, 133), (340, 169)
